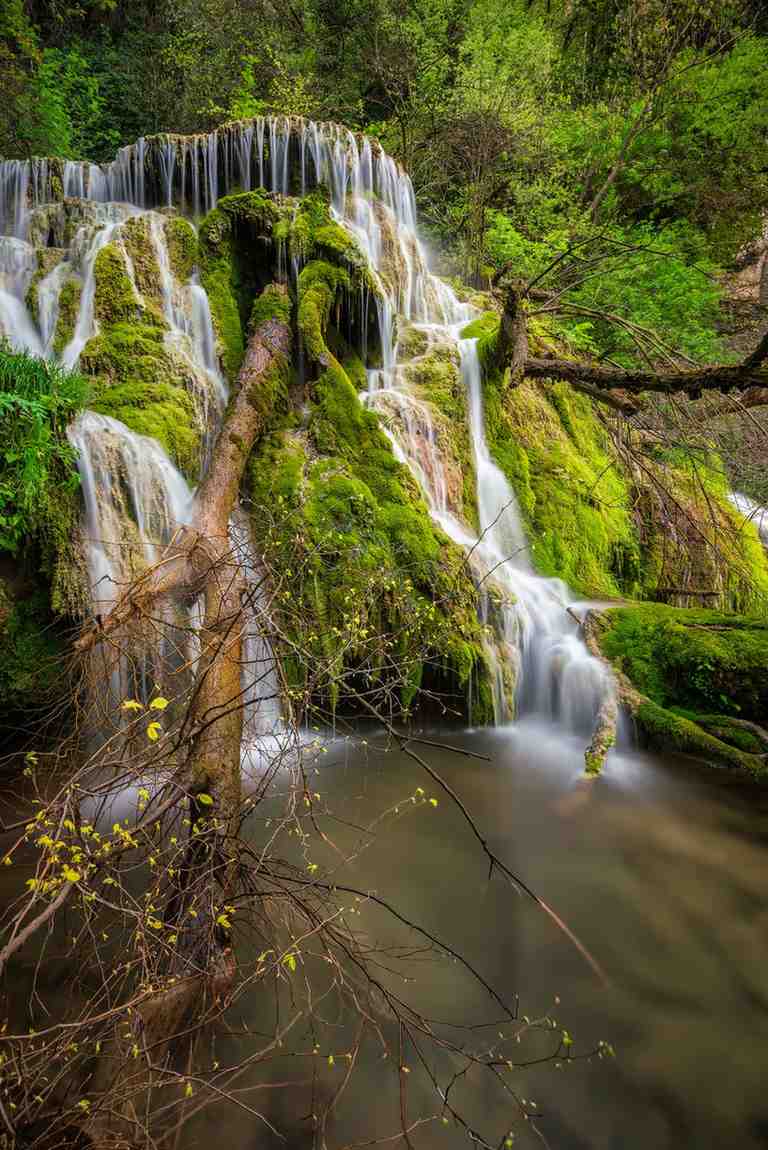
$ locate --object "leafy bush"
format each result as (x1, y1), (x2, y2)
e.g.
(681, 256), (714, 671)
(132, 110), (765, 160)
(0, 346), (88, 555)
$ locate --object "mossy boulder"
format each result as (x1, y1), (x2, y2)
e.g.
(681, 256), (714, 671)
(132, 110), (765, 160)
(52, 276), (83, 355)
(93, 242), (146, 327)
(81, 323), (200, 477)
(598, 603), (768, 719)
(165, 215), (198, 282)
(593, 603), (768, 777)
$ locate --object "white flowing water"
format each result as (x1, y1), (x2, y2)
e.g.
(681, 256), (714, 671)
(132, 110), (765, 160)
(0, 237), (43, 354)
(68, 411), (194, 708)
(730, 490), (768, 548)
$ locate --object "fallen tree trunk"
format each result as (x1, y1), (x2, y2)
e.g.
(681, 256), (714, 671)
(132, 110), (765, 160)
(43, 286), (290, 1145)
(76, 285), (291, 656)
(495, 282), (768, 412)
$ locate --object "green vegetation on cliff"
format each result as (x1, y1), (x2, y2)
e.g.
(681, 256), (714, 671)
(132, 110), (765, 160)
(600, 604), (768, 720)
(595, 603), (768, 776)
(0, 347), (86, 573)
(247, 258), (492, 720)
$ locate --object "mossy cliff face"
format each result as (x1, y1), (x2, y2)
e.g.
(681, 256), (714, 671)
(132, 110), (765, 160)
(474, 329), (640, 597)
(592, 604), (768, 776)
(468, 313), (768, 612)
(76, 219), (207, 479)
(247, 258), (493, 721)
(629, 446), (768, 614)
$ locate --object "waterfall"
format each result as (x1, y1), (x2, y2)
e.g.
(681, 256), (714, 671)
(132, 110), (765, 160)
(60, 220), (120, 368)
(460, 341), (612, 732)
(729, 490), (768, 548)
(0, 115), (614, 744)
(0, 237), (43, 354)
(69, 412), (194, 709)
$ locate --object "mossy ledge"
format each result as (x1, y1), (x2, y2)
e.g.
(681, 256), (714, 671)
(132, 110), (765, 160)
(588, 604), (768, 778)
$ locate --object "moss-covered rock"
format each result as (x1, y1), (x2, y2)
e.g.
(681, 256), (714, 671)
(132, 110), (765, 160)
(593, 603), (768, 777)
(93, 242), (145, 327)
(630, 447), (768, 615)
(400, 336), (477, 525)
(25, 248), (65, 323)
(598, 603), (768, 719)
(81, 323), (200, 477)
(247, 255), (493, 722)
(165, 215), (198, 283)
(52, 276), (83, 356)
(120, 215), (165, 314)
(482, 366), (639, 597)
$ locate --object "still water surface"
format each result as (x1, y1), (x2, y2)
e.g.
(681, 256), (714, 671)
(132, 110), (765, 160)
(195, 722), (768, 1150)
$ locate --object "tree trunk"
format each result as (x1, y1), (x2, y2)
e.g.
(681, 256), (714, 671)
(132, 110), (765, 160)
(75, 286), (291, 1145)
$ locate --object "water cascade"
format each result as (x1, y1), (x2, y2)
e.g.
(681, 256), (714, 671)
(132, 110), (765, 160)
(730, 490), (768, 549)
(0, 116), (616, 751)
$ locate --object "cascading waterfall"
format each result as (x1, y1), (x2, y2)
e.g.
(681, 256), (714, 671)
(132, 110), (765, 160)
(730, 490), (768, 548)
(459, 340), (612, 732)
(68, 411), (194, 709)
(0, 235), (42, 354)
(0, 115), (615, 748)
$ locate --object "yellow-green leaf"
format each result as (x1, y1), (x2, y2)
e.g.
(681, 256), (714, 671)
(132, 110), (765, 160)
(149, 696), (169, 711)
(121, 699), (143, 712)
(197, 793), (214, 806)
(146, 721), (162, 742)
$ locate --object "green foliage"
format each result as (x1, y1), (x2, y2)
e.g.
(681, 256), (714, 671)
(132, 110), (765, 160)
(0, 346), (87, 558)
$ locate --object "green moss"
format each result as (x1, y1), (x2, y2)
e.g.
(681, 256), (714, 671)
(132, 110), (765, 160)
(25, 248), (65, 323)
(401, 340), (477, 526)
(635, 699), (765, 777)
(165, 215), (198, 282)
(460, 311), (499, 342)
(198, 208), (246, 380)
(670, 710), (767, 754)
(249, 282), (292, 330)
(483, 369), (639, 597)
(93, 242), (144, 327)
(81, 324), (200, 476)
(52, 277), (82, 356)
(599, 603), (768, 721)
(120, 215), (164, 313)
(91, 379), (199, 476)
(247, 256), (492, 721)
(297, 260), (352, 362)
(633, 448), (768, 615)
(397, 323), (429, 360)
